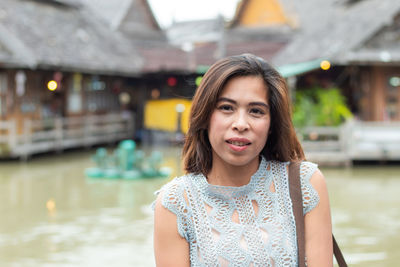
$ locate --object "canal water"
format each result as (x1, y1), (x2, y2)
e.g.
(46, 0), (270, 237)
(0, 145), (399, 266)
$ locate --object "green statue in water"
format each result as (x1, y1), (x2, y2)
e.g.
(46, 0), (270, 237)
(85, 140), (170, 179)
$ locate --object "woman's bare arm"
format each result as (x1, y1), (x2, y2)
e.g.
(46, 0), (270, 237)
(154, 192), (190, 267)
(304, 169), (333, 267)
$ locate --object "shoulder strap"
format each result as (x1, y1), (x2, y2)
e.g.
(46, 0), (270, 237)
(288, 161), (306, 267)
(333, 235), (348, 266)
(288, 162), (348, 267)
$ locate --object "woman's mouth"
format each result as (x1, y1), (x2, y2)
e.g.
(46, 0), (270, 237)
(226, 140), (251, 146)
(226, 138), (251, 151)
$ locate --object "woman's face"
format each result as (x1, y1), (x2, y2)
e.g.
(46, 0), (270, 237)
(208, 75), (270, 170)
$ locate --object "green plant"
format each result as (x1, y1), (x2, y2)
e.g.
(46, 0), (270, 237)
(292, 87), (352, 128)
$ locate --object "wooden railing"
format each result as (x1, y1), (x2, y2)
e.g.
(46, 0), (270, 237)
(347, 120), (400, 160)
(298, 120), (400, 166)
(298, 125), (350, 166)
(0, 112), (134, 159)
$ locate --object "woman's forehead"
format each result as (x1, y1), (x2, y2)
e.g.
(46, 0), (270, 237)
(219, 75), (269, 99)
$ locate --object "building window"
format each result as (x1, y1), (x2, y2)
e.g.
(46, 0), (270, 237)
(84, 75), (119, 112)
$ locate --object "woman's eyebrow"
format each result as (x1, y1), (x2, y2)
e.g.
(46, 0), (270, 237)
(217, 97), (269, 108)
(217, 97), (236, 104)
(249, 102), (269, 108)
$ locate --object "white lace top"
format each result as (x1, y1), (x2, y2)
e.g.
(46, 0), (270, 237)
(156, 157), (319, 266)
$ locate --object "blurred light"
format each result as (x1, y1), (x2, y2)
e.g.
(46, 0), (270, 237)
(389, 77), (400, 87)
(320, 60), (331, 71)
(47, 80), (58, 91)
(46, 198), (56, 213)
(181, 42), (193, 52)
(195, 76), (203, 86)
(167, 77), (177, 87)
(379, 51), (391, 62)
(119, 92), (131, 105)
(176, 103), (185, 113)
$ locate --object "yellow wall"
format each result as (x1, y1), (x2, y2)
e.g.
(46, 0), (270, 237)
(144, 99), (191, 133)
(239, 0), (287, 26)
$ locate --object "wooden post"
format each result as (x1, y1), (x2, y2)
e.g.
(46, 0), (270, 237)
(371, 67), (385, 121)
(8, 119), (17, 154)
(340, 119), (353, 167)
(55, 117), (63, 153)
(84, 115), (92, 148)
(22, 119), (32, 161)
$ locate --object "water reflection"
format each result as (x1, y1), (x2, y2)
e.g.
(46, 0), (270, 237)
(322, 166), (400, 266)
(0, 146), (181, 267)
(0, 147), (399, 266)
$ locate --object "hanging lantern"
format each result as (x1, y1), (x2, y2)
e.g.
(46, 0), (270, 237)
(47, 80), (58, 91)
(320, 60), (331, 71)
(167, 76), (177, 87)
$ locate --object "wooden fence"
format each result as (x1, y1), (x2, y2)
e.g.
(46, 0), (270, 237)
(0, 112), (134, 160)
(298, 125), (350, 166)
(299, 120), (400, 166)
(347, 120), (400, 161)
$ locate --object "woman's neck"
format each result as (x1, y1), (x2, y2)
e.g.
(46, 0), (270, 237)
(207, 157), (260, 187)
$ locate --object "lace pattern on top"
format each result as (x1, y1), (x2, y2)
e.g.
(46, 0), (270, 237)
(299, 161), (320, 214)
(156, 158), (320, 267)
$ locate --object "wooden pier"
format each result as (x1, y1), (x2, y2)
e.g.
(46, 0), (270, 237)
(299, 120), (400, 166)
(0, 112), (134, 160)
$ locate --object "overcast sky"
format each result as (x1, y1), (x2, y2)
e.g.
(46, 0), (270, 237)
(148, 0), (241, 28)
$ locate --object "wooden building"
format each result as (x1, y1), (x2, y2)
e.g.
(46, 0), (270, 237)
(164, 0), (400, 163)
(0, 0), (188, 158)
(231, 0), (400, 163)
(269, 0), (400, 122)
(2, 0), (399, 161)
(166, 0), (400, 123)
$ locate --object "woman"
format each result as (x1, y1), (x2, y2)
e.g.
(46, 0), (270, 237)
(154, 54), (333, 266)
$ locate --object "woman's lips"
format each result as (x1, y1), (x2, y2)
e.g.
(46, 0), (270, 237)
(226, 138), (251, 152)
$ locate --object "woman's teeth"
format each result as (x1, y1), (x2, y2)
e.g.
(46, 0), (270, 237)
(228, 141), (249, 146)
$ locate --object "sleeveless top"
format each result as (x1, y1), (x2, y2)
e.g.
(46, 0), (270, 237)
(156, 157), (319, 267)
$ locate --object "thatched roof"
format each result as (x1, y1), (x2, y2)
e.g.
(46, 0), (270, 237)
(167, 18), (224, 46)
(81, 0), (166, 44)
(271, 0), (400, 66)
(0, 0), (144, 75)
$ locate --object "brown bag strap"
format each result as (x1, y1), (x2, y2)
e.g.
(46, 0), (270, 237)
(288, 162), (306, 267)
(288, 162), (348, 267)
(333, 235), (348, 267)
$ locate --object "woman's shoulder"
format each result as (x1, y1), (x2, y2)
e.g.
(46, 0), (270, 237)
(267, 159), (318, 175)
(154, 174), (193, 240)
(299, 161), (319, 178)
(298, 161), (322, 214)
(153, 174), (191, 218)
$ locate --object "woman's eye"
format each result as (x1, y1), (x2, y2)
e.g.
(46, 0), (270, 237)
(218, 105), (233, 111)
(250, 108), (265, 115)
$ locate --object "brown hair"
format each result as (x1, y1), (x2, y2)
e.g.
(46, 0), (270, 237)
(182, 54), (304, 174)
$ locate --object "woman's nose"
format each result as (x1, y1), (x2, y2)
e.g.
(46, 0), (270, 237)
(232, 111), (249, 131)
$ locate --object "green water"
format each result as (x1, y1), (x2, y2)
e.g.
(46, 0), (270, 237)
(0, 146), (399, 266)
